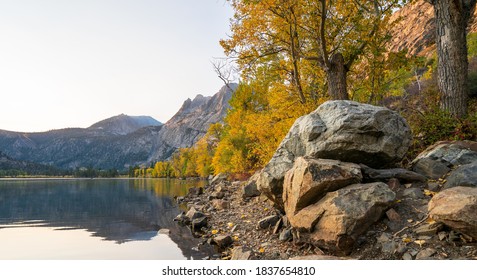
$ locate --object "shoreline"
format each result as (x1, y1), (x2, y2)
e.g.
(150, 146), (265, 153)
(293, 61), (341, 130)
(177, 178), (477, 260)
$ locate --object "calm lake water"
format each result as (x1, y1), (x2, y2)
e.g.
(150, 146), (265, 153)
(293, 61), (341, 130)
(0, 178), (207, 260)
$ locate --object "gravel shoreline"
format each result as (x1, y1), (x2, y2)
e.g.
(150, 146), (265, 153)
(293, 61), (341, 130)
(175, 179), (477, 260)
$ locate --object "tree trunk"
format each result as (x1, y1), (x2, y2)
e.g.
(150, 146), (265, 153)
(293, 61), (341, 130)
(432, 0), (476, 117)
(326, 53), (349, 100)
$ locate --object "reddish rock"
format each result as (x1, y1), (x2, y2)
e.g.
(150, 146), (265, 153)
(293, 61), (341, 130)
(429, 186), (477, 239)
(283, 157), (362, 217)
(289, 182), (395, 255)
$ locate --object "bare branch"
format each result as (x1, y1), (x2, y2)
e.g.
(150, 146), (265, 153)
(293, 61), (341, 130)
(211, 58), (239, 91)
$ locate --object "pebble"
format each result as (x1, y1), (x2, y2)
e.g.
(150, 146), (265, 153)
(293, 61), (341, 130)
(402, 252), (413, 260)
(279, 229), (292, 242)
(376, 233), (391, 243)
(280, 253), (289, 259)
(416, 248), (437, 260)
(409, 249), (419, 257)
(386, 208), (401, 221)
(213, 235), (233, 248)
(158, 229), (171, 235)
(414, 223), (443, 236)
(186, 207), (205, 220)
(191, 216), (208, 231)
(427, 182), (440, 192)
(261, 242), (271, 248)
(396, 243), (407, 254)
(402, 188), (425, 199)
(231, 246), (252, 260)
(381, 241), (398, 254)
(258, 215), (280, 229)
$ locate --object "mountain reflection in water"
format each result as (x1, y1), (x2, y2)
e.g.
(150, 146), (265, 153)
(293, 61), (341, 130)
(0, 178), (208, 259)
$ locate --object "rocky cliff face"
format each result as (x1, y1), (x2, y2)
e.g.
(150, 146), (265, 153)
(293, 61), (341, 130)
(388, 0), (477, 57)
(0, 84), (236, 170)
(149, 83), (237, 161)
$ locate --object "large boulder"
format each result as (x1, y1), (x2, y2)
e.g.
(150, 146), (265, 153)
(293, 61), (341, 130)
(289, 182), (395, 254)
(257, 100), (411, 208)
(283, 157), (362, 217)
(443, 161), (477, 189)
(412, 141), (477, 179)
(428, 186), (477, 239)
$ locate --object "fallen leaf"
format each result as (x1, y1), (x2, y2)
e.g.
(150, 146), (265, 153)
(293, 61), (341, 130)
(264, 208), (269, 211)
(259, 247), (265, 253)
(402, 237), (412, 243)
(414, 240), (426, 247)
(227, 222), (234, 228)
(396, 200), (402, 203)
(424, 189), (437, 197)
(233, 236), (239, 241)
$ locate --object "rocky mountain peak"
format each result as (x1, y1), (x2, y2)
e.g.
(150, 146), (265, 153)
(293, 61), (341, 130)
(149, 83), (238, 161)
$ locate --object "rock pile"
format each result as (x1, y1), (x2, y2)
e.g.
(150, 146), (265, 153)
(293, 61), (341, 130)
(411, 141), (477, 241)
(253, 100), (415, 254)
(256, 100), (412, 210)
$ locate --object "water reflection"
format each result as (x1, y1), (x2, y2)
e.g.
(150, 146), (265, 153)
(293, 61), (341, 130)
(0, 178), (207, 259)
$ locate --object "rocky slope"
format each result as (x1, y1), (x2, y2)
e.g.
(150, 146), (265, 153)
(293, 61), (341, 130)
(388, 0), (477, 57)
(0, 84), (236, 170)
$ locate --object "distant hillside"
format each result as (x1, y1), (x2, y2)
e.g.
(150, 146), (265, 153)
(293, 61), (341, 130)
(0, 84), (237, 170)
(388, 0), (477, 57)
(89, 114), (162, 135)
(0, 151), (63, 176)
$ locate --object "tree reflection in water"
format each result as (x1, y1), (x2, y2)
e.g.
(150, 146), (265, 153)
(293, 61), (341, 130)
(0, 178), (209, 259)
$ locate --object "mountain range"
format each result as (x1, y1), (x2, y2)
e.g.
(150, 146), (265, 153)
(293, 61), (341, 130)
(0, 84), (237, 171)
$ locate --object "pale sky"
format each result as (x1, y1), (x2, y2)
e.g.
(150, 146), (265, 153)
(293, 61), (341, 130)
(0, 0), (234, 132)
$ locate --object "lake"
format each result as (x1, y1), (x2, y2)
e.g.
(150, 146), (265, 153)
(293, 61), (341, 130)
(0, 178), (208, 260)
